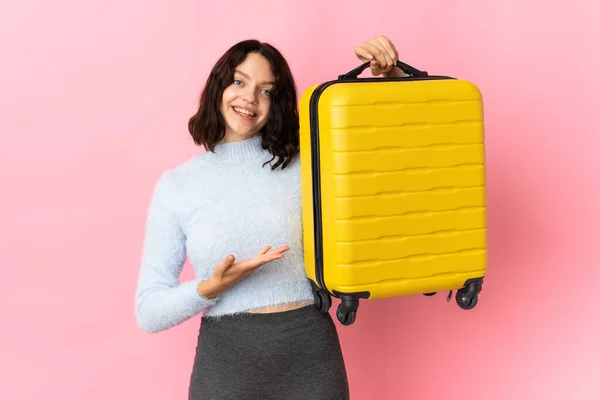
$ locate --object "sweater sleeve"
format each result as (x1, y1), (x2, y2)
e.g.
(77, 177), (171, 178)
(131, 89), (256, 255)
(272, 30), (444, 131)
(135, 171), (218, 333)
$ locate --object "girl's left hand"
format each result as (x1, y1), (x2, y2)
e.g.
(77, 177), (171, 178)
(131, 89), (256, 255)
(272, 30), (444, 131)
(355, 36), (401, 76)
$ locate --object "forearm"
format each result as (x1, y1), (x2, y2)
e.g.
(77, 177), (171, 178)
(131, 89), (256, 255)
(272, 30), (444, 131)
(135, 171), (218, 333)
(135, 276), (218, 333)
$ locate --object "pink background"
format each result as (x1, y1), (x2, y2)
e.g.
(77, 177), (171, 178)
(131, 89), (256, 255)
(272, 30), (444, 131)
(1, 1), (599, 399)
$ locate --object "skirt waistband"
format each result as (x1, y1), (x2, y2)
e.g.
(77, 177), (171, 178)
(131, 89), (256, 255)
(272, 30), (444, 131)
(200, 304), (327, 331)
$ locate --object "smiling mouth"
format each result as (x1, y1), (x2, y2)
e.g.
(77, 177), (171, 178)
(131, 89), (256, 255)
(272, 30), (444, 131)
(232, 106), (257, 117)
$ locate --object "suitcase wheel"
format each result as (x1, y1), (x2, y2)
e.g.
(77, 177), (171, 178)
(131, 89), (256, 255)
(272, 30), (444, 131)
(336, 304), (357, 326)
(455, 279), (483, 310)
(456, 288), (478, 310)
(313, 289), (332, 314)
(336, 295), (360, 326)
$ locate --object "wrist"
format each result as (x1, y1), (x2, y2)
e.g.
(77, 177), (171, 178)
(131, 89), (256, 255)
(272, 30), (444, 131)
(197, 278), (220, 299)
(383, 67), (409, 78)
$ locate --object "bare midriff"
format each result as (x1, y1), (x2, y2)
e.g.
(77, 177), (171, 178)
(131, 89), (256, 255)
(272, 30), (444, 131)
(245, 300), (314, 314)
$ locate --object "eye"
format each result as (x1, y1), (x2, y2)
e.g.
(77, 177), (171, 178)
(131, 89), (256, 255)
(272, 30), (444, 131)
(233, 79), (243, 86)
(261, 89), (272, 97)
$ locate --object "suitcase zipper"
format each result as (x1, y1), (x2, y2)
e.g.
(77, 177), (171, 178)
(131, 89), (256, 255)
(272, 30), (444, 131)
(308, 75), (454, 296)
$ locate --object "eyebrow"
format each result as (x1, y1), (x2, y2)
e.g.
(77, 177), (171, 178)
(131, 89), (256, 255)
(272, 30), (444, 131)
(234, 69), (275, 85)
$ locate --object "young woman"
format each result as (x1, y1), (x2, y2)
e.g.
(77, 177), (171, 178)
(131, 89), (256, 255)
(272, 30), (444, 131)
(136, 35), (408, 399)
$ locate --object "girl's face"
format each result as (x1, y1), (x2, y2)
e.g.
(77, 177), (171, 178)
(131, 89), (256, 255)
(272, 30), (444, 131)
(219, 52), (275, 143)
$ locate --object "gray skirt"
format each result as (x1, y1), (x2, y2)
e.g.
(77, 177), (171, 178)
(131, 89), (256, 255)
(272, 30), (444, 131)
(188, 304), (350, 400)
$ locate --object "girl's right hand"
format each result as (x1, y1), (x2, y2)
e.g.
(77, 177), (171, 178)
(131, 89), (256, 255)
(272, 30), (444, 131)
(197, 245), (290, 298)
(355, 36), (401, 77)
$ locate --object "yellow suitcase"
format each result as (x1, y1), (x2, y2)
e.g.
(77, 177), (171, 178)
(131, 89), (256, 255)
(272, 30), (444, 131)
(299, 60), (487, 325)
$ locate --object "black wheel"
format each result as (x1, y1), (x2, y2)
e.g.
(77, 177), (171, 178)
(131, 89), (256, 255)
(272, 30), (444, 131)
(313, 289), (331, 313)
(313, 290), (321, 309)
(455, 288), (478, 310)
(423, 292), (437, 296)
(319, 291), (331, 313)
(336, 304), (357, 326)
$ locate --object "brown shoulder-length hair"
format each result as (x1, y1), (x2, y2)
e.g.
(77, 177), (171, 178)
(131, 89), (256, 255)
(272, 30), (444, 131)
(188, 40), (299, 170)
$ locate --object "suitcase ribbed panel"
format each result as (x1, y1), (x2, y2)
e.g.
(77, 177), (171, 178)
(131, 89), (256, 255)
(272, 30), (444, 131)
(315, 79), (487, 296)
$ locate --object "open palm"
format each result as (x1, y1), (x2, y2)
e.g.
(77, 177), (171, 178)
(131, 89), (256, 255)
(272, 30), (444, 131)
(213, 245), (290, 289)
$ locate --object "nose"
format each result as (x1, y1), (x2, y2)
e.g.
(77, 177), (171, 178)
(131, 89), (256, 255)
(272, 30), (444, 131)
(242, 86), (258, 104)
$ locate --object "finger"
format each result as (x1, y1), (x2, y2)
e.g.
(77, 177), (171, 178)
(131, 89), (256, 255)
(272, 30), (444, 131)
(371, 39), (394, 68)
(257, 245), (272, 256)
(376, 36), (398, 63)
(240, 253), (282, 273)
(271, 245), (290, 254)
(355, 46), (374, 62)
(370, 59), (383, 76)
(219, 254), (235, 265)
(257, 252), (286, 267)
(263, 252), (285, 263)
(214, 254), (235, 276)
(389, 41), (399, 61)
(362, 42), (387, 68)
(368, 39), (393, 68)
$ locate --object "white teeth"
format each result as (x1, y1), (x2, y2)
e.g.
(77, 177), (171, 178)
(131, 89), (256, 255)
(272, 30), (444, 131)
(233, 107), (256, 117)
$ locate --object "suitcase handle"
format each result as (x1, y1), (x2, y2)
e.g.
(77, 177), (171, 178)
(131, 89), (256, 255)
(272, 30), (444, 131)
(338, 60), (428, 80)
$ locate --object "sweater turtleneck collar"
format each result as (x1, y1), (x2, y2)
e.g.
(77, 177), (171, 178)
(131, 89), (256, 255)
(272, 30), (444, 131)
(206, 135), (268, 163)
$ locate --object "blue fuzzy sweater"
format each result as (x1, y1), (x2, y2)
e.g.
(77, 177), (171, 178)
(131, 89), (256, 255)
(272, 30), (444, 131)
(135, 135), (314, 333)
